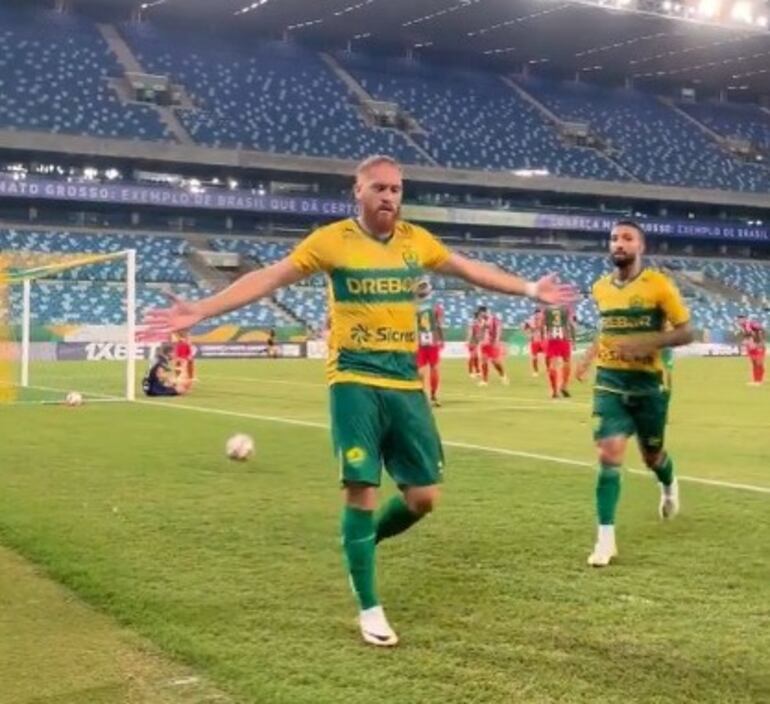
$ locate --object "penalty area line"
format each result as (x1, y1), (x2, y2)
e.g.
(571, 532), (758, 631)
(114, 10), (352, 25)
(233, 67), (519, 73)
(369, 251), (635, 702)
(135, 399), (770, 496)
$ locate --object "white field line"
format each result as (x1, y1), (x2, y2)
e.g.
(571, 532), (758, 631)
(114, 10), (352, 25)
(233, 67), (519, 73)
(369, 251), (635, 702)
(136, 399), (770, 496)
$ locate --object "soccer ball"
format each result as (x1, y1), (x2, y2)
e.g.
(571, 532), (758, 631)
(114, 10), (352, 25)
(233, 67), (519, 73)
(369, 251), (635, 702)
(226, 433), (254, 461)
(65, 391), (83, 407)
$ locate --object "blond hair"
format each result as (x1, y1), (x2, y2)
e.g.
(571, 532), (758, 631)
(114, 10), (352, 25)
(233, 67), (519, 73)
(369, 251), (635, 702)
(354, 155), (402, 180)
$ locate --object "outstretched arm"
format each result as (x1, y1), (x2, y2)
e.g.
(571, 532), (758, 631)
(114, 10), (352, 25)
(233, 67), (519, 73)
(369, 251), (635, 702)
(436, 252), (575, 305)
(143, 258), (305, 336)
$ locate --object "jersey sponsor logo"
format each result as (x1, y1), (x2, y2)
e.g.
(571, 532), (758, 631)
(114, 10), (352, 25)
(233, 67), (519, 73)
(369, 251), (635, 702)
(345, 276), (418, 296)
(350, 324), (416, 345)
(602, 314), (655, 330)
(351, 324), (372, 345)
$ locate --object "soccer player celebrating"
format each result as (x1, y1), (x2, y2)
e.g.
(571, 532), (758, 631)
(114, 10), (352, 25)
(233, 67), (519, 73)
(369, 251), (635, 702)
(143, 155), (574, 646)
(467, 307), (483, 379)
(522, 309), (545, 377)
(542, 304), (576, 398)
(415, 278), (444, 407)
(478, 306), (509, 386)
(736, 315), (766, 386)
(576, 221), (693, 568)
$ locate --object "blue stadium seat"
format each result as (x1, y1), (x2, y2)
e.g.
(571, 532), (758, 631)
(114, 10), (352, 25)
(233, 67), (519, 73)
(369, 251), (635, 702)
(0, 8), (172, 141)
(120, 26), (430, 163)
(518, 78), (770, 192)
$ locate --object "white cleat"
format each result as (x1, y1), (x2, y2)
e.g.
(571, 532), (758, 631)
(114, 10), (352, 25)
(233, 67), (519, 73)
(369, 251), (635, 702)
(359, 605), (399, 647)
(659, 478), (680, 520)
(478, 380), (488, 387)
(501, 375), (510, 386)
(532, 372), (539, 378)
(587, 542), (618, 567)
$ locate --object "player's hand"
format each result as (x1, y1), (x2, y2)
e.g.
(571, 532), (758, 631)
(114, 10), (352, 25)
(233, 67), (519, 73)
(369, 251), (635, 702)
(534, 274), (578, 305)
(139, 294), (203, 341)
(576, 360), (591, 382)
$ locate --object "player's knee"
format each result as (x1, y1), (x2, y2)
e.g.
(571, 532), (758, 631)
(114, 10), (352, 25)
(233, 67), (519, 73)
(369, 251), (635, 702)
(597, 439), (624, 466)
(405, 487), (440, 516)
(642, 449), (665, 469)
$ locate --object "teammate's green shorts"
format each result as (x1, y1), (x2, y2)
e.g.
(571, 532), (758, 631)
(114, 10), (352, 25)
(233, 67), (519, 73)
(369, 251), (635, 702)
(330, 382), (444, 487)
(593, 368), (670, 452)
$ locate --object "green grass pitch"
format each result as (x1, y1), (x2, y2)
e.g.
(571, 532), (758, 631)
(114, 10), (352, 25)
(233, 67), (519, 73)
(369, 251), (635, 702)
(0, 357), (768, 704)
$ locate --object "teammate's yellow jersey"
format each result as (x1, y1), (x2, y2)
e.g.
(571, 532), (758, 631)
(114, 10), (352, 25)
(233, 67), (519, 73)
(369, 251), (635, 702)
(592, 268), (689, 381)
(290, 218), (451, 389)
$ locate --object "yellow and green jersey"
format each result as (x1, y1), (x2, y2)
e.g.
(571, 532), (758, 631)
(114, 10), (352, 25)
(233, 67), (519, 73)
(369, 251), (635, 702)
(591, 268), (689, 394)
(290, 218), (451, 390)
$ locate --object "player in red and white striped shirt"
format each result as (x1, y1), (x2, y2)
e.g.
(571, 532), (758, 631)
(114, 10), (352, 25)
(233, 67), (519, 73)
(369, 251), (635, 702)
(522, 309), (545, 377)
(478, 306), (509, 386)
(466, 308), (484, 379)
(736, 315), (766, 386)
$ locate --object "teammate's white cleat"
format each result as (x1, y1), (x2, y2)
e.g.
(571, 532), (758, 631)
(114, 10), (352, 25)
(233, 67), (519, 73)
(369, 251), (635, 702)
(478, 380), (488, 387)
(359, 605), (399, 647)
(587, 542), (618, 567)
(658, 478), (680, 520)
(587, 526), (617, 567)
(532, 371), (539, 378)
(501, 375), (510, 386)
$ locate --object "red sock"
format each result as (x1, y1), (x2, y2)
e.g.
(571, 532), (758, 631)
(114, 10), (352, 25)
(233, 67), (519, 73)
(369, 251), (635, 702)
(548, 368), (558, 395)
(760, 362), (766, 383)
(430, 366), (440, 398)
(562, 363), (571, 389)
(753, 359), (764, 383)
(482, 361), (489, 382)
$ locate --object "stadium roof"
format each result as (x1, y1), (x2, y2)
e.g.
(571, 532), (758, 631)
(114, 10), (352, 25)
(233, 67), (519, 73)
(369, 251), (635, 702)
(62, 0), (770, 98)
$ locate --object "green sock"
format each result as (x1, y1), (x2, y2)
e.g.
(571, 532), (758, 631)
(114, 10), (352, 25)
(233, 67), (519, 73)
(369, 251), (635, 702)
(375, 495), (422, 544)
(651, 453), (674, 487)
(596, 463), (621, 525)
(341, 506), (378, 610)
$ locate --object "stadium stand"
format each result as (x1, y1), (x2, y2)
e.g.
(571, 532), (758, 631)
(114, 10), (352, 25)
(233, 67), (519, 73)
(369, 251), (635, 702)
(517, 78), (770, 192)
(679, 100), (770, 154)
(337, 53), (630, 180)
(2, 227), (767, 331)
(0, 8), (171, 141)
(120, 25), (429, 163)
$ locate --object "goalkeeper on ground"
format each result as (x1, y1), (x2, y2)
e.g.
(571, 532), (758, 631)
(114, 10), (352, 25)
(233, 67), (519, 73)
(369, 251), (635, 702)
(143, 344), (189, 397)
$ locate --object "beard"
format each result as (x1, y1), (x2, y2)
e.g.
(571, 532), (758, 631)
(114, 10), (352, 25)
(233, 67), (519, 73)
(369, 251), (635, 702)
(362, 203), (398, 235)
(611, 251), (636, 268)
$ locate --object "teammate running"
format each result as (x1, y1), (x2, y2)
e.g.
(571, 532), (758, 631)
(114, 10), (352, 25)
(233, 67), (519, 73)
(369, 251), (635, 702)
(142, 155), (574, 646)
(415, 278), (444, 407)
(576, 220), (693, 568)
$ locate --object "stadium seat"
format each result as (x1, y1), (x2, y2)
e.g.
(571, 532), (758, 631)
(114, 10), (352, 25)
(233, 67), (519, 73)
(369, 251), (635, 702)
(120, 25), (430, 163)
(518, 78), (770, 192)
(0, 8), (172, 141)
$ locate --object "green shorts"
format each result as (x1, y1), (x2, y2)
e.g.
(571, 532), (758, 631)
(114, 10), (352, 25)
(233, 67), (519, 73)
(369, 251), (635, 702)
(593, 366), (671, 451)
(593, 389), (670, 452)
(330, 382), (444, 487)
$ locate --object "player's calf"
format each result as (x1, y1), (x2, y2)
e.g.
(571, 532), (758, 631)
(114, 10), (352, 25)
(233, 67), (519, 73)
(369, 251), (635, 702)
(642, 449), (679, 519)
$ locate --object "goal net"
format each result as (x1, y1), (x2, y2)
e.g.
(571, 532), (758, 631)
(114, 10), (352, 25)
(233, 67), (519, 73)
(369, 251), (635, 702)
(0, 249), (137, 404)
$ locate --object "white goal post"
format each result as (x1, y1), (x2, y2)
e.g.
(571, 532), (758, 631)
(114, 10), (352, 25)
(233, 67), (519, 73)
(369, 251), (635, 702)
(2, 248), (138, 404)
